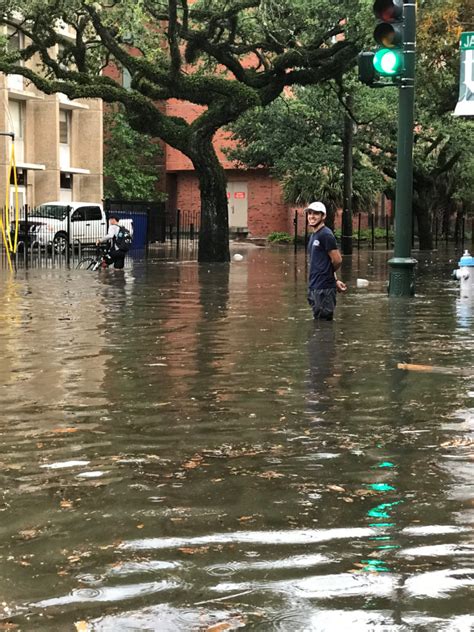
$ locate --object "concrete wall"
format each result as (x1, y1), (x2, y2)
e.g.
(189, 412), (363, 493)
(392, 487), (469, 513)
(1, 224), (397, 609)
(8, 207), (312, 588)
(0, 77), (103, 207)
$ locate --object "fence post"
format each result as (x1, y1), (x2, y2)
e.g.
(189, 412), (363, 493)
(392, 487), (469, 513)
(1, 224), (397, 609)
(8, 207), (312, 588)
(145, 206), (151, 255)
(357, 212), (361, 249)
(434, 215), (438, 247)
(176, 208), (181, 256)
(385, 214), (390, 250)
(461, 216), (465, 250)
(24, 204), (29, 270)
(370, 212), (375, 250)
(293, 209), (298, 253)
(66, 205), (71, 266)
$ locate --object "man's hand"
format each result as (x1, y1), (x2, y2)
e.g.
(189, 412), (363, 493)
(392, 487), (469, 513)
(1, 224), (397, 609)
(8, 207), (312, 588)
(96, 240), (100, 246)
(336, 280), (347, 293)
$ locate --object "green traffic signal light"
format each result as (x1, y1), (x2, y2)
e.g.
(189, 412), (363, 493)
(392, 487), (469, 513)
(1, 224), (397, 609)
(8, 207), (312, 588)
(373, 48), (403, 76)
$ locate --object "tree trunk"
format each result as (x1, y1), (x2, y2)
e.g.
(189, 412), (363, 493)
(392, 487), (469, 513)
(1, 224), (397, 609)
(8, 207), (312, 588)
(414, 199), (433, 250)
(191, 138), (230, 263)
(326, 202), (336, 232)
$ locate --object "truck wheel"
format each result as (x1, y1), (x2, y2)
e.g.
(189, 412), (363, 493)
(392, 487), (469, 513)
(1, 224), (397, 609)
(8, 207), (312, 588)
(53, 232), (69, 254)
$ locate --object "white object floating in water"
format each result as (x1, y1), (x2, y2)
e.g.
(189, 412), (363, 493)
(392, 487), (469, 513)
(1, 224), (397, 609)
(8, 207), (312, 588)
(41, 460), (90, 469)
(356, 278), (369, 288)
(76, 471), (107, 478)
(233, 253), (244, 261)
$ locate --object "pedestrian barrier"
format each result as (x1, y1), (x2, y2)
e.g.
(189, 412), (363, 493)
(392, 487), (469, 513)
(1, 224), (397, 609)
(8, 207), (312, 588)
(0, 203), (201, 270)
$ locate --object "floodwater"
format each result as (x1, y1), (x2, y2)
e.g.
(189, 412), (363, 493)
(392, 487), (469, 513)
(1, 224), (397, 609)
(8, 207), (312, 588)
(0, 245), (472, 631)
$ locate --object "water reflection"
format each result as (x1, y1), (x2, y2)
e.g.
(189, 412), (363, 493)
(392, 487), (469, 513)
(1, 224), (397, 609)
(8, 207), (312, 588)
(307, 322), (337, 418)
(0, 248), (473, 630)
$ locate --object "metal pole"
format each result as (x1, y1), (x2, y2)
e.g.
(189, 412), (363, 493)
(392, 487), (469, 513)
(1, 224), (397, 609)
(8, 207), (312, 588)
(66, 205), (71, 266)
(24, 204), (29, 270)
(388, 0), (417, 296)
(342, 95), (353, 255)
(293, 210), (298, 253)
(176, 208), (181, 256)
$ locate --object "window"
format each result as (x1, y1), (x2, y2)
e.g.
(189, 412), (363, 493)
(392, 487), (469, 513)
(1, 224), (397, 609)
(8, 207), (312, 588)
(9, 100), (24, 139)
(83, 206), (102, 221)
(59, 109), (70, 144)
(10, 168), (26, 187)
(60, 172), (72, 189)
(7, 26), (23, 54)
(71, 209), (85, 221)
(122, 67), (132, 90)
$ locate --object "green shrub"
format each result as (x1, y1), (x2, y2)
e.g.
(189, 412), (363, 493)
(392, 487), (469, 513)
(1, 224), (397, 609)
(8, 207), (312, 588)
(334, 228), (394, 241)
(267, 231), (293, 243)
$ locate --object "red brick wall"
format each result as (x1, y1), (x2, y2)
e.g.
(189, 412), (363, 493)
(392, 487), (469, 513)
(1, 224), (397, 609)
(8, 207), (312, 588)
(173, 169), (295, 237)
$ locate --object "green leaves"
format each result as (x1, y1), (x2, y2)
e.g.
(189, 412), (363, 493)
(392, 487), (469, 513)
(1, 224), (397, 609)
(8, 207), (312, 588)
(103, 108), (165, 201)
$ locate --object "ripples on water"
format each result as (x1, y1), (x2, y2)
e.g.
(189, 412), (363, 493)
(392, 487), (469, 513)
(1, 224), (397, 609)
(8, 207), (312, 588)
(0, 248), (472, 630)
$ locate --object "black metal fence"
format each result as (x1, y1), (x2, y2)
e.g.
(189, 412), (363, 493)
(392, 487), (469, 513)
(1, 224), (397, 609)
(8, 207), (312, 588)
(293, 209), (474, 252)
(0, 203), (202, 269)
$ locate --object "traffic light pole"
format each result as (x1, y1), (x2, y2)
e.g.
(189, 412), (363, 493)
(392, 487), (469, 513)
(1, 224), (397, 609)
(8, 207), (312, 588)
(342, 94), (354, 255)
(388, 0), (417, 296)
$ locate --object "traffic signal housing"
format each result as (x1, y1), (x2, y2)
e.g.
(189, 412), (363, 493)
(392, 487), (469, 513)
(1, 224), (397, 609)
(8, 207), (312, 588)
(358, 0), (405, 87)
(372, 0), (404, 78)
(358, 52), (376, 85)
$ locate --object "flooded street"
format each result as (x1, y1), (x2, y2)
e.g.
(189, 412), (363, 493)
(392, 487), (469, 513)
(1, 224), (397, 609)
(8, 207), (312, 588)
(0, 246), (473, 631)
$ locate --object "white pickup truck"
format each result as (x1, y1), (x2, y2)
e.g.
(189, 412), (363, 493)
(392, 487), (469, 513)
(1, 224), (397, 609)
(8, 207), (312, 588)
(17, 201), (134, 252)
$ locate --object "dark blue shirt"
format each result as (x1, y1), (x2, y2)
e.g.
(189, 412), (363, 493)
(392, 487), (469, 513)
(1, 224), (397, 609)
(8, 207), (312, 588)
(308, 226), (338, 290)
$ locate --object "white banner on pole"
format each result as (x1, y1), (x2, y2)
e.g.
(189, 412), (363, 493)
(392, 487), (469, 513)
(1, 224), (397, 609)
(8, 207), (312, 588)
(454, 32), (474, 117)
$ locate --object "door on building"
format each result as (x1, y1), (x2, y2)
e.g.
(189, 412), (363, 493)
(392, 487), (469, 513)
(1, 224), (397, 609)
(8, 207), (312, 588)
(227, 182), (248, 229)
(9, 187), (26, 209)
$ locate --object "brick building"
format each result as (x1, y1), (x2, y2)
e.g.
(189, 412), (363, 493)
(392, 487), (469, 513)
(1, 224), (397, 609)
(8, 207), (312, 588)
(164, 98), (295, 239)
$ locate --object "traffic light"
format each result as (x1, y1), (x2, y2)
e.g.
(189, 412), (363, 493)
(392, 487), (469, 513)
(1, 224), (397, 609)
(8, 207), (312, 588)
(372, 0), (404, 77)
(358, 0), (405, 86)
(358, 52), (376, 85)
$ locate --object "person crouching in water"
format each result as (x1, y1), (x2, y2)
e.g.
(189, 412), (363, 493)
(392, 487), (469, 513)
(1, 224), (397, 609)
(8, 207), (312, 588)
(306, 202), (347, 320)
(96, 215), (125, 269)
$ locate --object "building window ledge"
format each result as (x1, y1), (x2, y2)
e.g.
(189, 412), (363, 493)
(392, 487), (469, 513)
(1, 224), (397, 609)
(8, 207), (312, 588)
(7, 87), (43, 101)
(16, 162), (46, 171)
(60, 166), (90, 175)
(58, 93), (89, 110)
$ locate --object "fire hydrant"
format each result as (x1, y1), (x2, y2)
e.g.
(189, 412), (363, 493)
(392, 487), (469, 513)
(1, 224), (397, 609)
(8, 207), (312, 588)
(453, 250), (474, 298)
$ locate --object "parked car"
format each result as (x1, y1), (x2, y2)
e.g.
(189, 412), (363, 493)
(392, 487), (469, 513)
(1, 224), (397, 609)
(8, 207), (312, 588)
(13, 202), (133, 252)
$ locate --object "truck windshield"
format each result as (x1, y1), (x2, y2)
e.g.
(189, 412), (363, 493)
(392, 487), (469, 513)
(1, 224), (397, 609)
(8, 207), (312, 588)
(30, 205), (68, 220)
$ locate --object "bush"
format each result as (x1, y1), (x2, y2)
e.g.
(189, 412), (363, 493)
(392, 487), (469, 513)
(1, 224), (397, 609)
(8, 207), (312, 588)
(267, 231), (293, 243)
(334, 228), (394, 241)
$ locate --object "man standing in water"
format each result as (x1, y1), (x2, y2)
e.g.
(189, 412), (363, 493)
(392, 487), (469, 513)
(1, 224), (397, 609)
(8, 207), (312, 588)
(306, 201), (347, 320)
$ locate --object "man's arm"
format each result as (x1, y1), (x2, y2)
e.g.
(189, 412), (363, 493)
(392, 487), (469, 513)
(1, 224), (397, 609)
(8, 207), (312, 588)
(328, 249), (342, 272)
(97, 226), (116, 245)
(328, 249), (347, 292)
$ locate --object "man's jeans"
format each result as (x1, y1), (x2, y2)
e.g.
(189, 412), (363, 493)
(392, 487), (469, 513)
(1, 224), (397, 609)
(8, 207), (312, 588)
(308, 288), (337, 320)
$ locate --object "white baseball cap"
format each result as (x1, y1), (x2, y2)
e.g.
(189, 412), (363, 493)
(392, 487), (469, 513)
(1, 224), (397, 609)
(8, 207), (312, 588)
(304, 201), (326, 215)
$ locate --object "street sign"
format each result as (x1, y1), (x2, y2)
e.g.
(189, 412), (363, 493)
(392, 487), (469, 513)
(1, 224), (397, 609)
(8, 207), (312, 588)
(454, 32), (474, 117)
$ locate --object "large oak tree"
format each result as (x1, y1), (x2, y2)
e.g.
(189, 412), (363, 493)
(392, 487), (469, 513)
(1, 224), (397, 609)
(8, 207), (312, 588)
(0, 0), (360, 261)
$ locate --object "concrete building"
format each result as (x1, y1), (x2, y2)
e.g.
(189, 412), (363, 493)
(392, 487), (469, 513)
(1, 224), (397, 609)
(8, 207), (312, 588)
(0, 25), (103, 209)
